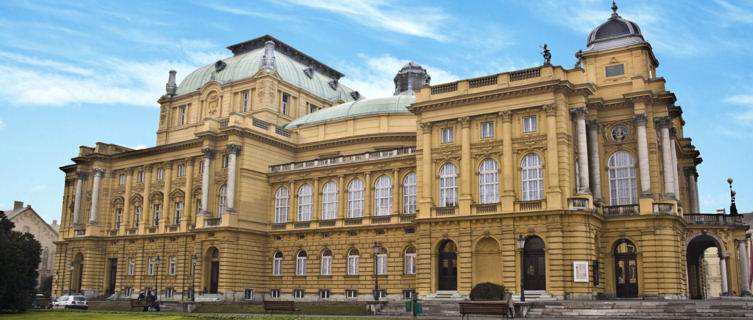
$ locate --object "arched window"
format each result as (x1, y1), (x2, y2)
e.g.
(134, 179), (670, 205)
(376, 247), (387, 275)
(521, 154), (543, 201)
(403, 173), (417, 214)
(273, 251), (283, 276)
(321, 182), (338, 220)
(347, 179), (364, 218)
(218, 185), (227, 217)
(404, 246), (416, 275)
(608, 151), (638, 205)
(296, 251), (307, 276)
(347, 248), (360, 275)
(439, 163), (458, 207)
(321, 249), (332, 276)
(298, 184), (312, 221)
(478, 159), (499, 204)
(374, 175), (392, 216)
(274, 187), (289, 223)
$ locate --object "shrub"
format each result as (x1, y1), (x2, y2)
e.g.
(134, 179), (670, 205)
(469, 282), (506, 301)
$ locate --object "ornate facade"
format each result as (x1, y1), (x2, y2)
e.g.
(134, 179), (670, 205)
(53, 6), (750, 302)
(4, 201), (59, 288)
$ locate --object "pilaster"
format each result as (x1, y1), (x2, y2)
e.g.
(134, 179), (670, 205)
(459, 117), (472, 215)
(544, 104), (562, 208)
(500, 111), (514, 211)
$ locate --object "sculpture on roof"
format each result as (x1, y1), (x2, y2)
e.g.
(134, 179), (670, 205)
(574, 49), (583, 68)
(540, 44), (551, 65)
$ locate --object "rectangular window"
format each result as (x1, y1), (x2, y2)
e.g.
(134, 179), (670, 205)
(242, 91), (249, 112)
(321, 255), (332, 276)
(294, 289), (305, 299)
(605, 64), (625, 77)
(157, 168), (164, 180)
(309, 103), (317, 114)
(244, 288), (254, 300)
(147, 257), (154, 275)
(281, 93), (289, 115)
(179, 106), (186, 125)
(128, 258), (135, 275)
(404, 253), (416, 275)
(347, 255), (359, 275)
(119, 174), (125, 185)
(377, 253), (387, 275)
(271, 289), (280, 298)
(319, 289), (330, 299)
(115, 208), (123, 229)
(222, 155), (229, 168)
(273, 257), (282, 276)
(523, 116), (537, 133)
(441, 127), (454, 143)
(174, 202), (183, 225)
(165, 287), (174, 298)
(345, 289), (358, 299)
(402, 289), (415, 300)
(125, 287), (133, 297)
(153, 204), (161, 226)
(168, 257), (176, 275)
(134, 207), (141, 228)
(137, 170), (145, 183)
(481, 121), (494, 138)
(177, 164), (185, 177)
(196, 199), (202, 216)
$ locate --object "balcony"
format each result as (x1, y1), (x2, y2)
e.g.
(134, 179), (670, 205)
(653, 202), (675, 215)
(517, 200), (543, 211)
(270, 147), (416, 173)
(204, 218), (221, 227)
(371, 216), (391, 224)
(271, 223), (286, 230)
(148, 227), (157, 234)
(603, 204), (639, 217)
(344, 218), (363, 226)
(74, 229), (86, 237)
(294, 222), (310, 229)
(475, 203), (499, 214)
(400, 214), (416, 222)
(683, 214), (744, 226)
(127, 228), (137, 235)
(568, 197), (590, 210)
(435, 207), (456, 217)
(168, 225), (178, 232)
(318, 220), (336, 227)
(108, 230), (118, 236)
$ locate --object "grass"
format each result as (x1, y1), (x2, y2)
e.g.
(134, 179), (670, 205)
(86, 301), (370, 316)
(3, 310), (387, 320)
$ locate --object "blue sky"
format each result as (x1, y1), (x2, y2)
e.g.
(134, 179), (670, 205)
(1, 0), (752, 224)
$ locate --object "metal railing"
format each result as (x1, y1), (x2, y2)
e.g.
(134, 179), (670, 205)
(603, 204), (639, 217)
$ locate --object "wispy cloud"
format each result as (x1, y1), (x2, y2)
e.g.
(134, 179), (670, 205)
(31, 185), (47, 192)
(711, 0), (753, 25)
(201, 3), (289, 21)
(0, 51), (93, 76)
(0, 118), (5, 130)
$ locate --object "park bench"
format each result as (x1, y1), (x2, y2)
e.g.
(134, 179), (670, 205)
(130, 299), (149, 308)
(459, 301), (511, 319)
(263, 300), (300, 314)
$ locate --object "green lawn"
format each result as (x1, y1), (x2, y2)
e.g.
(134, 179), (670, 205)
(5, 310), (390, 320)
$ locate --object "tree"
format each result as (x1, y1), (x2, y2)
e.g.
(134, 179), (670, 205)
(0, 212), (41, 312)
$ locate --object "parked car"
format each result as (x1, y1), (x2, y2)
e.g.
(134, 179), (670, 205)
(51, 295), (88, 310)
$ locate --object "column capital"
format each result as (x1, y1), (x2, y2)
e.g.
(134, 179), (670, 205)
(586, 119), (599, 128)
(543, 104), (558, 116)
(669, 127), (677, 138)
(201, 148), (216, 159)
(499, 110), (512, 122)
(92, 168), (105, 177)
(653, 116), (671, 128)
(226, 144), (242, 155)
(633, 113), (647, 126)
(570, 106), (587, 119)
(683, 166), (698, 178)
(76, 171), (88, 179)
(459, 116), (471, 128)
(420, 122), (432, 133)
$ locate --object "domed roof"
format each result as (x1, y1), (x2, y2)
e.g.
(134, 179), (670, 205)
(586, 2), (646, 52)
(285, 95), (414, 129)
(174, 36), (357, 103)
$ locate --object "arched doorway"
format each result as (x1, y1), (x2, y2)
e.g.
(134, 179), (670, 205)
(71, 253), (84, 294)
(614, 239), (638, 297)
(687, 234), (726, 299)
(474, 237), (502, 285)
(204, 248), (220, 294)
(438, 240), (457, 290)
(523, 236), (545, 290)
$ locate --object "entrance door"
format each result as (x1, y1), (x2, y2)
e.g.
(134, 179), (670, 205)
(438, 240), (457, 290)
(107, 258), (117, 296)
(209, 261), (219, 293)
(523, 236), (546, 290)
(614, 239), (638, 297)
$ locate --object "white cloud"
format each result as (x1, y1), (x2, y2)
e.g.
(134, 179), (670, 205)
(338, 54), (459, 98)
(31, 185), (47, 192)
(724, 94), (753, 122)
(0, 51), (93, 75)
(134, 144), (148, 150)
(200, 3), (289, 21)
(0, 118), (5, 129)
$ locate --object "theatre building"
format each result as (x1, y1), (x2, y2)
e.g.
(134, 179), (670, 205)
(53, 6), (750, 302)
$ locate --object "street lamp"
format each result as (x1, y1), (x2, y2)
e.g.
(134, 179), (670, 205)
(154, 256), (161, 299)
(190, 254), (198, 302)
(372, 242), (380, 301)
(69, 262), (75, 295)
(517, 234), (526, 302)
(728, 178), (738, 215)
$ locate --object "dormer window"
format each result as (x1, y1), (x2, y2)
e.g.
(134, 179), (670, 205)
(309, 103), (318, 114)
(303, 66), (314, 79)
(242, 91), (249, 112)
(179, 106), (186, 125)
(606, 64), (625, 77)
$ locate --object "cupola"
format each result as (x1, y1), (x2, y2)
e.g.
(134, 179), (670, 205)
(586, 1), (646, 52)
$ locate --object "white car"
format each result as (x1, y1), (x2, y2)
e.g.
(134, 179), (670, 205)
(51, 295), (88, 310)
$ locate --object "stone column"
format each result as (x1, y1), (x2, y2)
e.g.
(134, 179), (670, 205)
(312, 178), (320, 220)
(142, 167), (152, 229)
(338, 176), (345, 218)
(655, 117), (675, 199)
(634, 114), (652, 196)
(459, 117), (472, 213)
(684, 167), (700, 213)
(572, 107), (590, 195)
(88, 168), (105, 225)
(123, 170), (132, 228)
(500, 111), (514, 210)
(419, 123), (433, 217)
(72, 171), (87, 226)
(365, 172), (372, 217)
(184, 158), (194, 226)
(738, 240), (751, 294)
(544, 105), (562, 206)
(670, 129), (681, 203)
(720, 252), (729, 295)
(162, 162), (172, 229)
(199, 148), (214, 216)
(587, 120), (603, 202)
(392, 168), (399, 215)
(225, 144), (241, 213)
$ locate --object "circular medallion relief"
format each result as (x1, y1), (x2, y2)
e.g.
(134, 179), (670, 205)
(612, 125), (628, 142)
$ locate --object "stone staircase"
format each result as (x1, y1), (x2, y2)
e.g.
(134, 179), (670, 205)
(525, 298), (753, 319)
(379, 299), (460, 317)
(511, 290), (556, 302)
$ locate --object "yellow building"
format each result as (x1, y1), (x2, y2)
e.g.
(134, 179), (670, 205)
(53, 6), (750, 302)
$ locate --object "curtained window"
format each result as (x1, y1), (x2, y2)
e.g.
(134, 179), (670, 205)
(608, 151), (638, 205)
(374, 175), (392, 216)
(439, 163), (458, 207)
(521, 154), (544, 201)
(478, 159), (499, 204)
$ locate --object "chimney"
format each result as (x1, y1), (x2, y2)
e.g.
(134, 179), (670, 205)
(261, 41), (276, 72)
(393, 61), (431, 96)
(53, 219), (58, 226)
(14, 201), (23, 210)
(165, 70), (177, 97)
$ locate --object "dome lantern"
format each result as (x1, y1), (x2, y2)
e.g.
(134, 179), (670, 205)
(586, 1), (646, 52)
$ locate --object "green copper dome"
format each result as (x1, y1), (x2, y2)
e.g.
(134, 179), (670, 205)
(285, 95), (415, 129)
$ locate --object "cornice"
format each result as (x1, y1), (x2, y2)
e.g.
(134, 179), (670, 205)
(296, 133), (416, 152)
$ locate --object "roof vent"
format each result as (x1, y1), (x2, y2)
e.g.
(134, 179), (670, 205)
(393, 61), (431, 96)
(350, 91), (360, 100)
(165, 70), (177, 97)
(303, 66), (314, 79)
(261, 40), (276, 72)
(214, 60), (227, 72)
(328, 79), (338, 90)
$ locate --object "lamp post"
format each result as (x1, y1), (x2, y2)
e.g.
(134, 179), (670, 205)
(154, 256), (161, 299)
(372, 242), (380, 301)
(728, 178), (738, 215)
(55, 272), (59, 296)
(517, 234), (526, 302)
(69, 262), (75, 295)
(190, 254), (197, 302)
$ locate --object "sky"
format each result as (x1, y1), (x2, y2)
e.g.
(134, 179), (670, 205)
(0, 0), (752, 224)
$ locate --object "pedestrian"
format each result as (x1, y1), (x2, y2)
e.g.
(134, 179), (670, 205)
(146, 290), (154, 312)
(138, 291), (147, 312)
